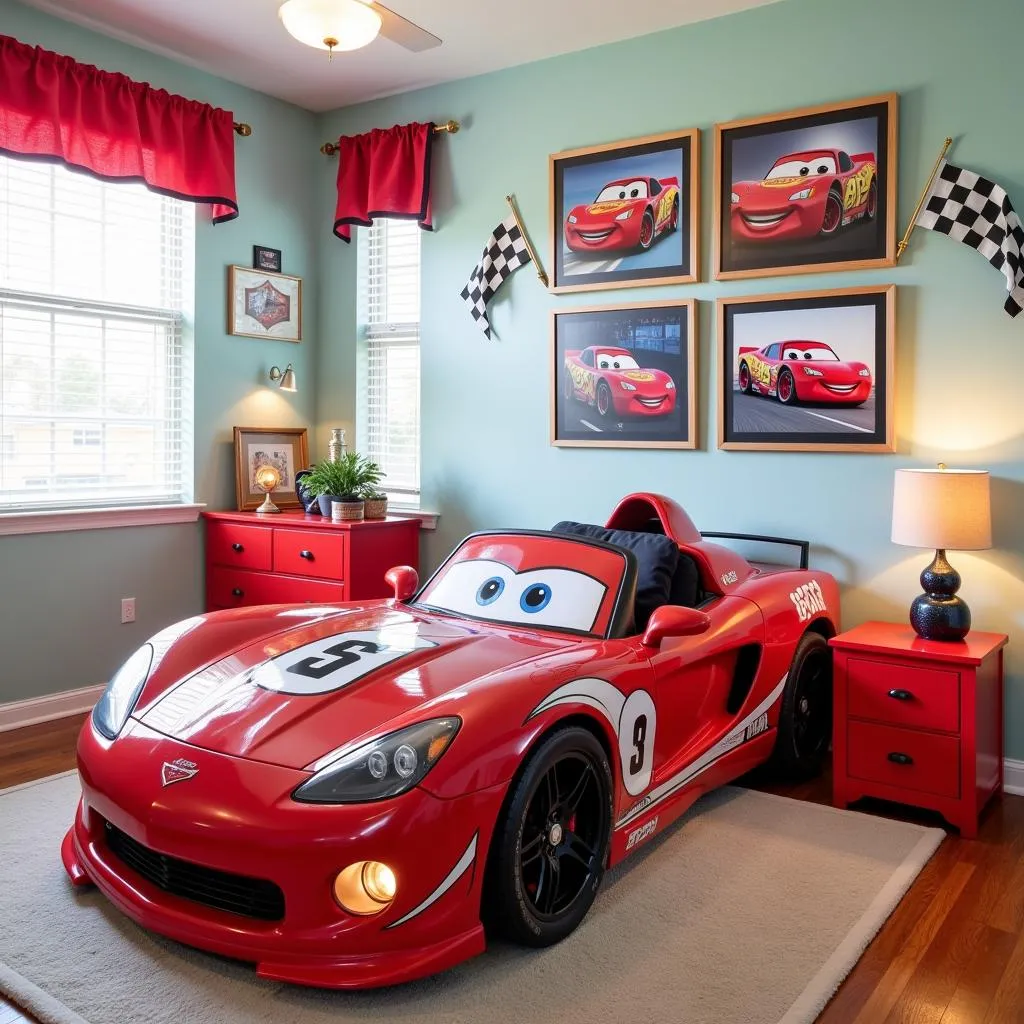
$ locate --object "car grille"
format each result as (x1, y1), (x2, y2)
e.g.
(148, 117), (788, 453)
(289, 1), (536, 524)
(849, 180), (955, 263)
(103, 820), (285, 922)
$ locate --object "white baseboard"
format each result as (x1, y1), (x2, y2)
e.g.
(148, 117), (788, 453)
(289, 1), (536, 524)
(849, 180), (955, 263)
(1004, 759), (1024, 796)
(0, 684), (103, 733)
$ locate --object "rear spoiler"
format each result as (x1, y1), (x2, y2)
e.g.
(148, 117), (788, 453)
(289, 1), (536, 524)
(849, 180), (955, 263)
(850, 152), (875, 165)
(658, 176), (680, 188)
(565, 349), (582, 360)
(701, 532), (809, 570)
(738, 346), (758, 356)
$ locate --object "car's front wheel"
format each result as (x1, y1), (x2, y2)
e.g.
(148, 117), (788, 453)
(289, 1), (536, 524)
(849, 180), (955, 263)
(485, 727), (613, 947)
(638, 210), (656, 250)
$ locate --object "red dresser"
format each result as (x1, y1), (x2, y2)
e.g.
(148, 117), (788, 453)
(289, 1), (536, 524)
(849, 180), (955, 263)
(831, 621), (1007, 838)
(202, 510), (420, 611)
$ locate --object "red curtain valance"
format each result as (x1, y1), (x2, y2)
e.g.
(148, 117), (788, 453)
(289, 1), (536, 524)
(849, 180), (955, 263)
(0, 34), (238, 222)
(333, 121), (434, 242)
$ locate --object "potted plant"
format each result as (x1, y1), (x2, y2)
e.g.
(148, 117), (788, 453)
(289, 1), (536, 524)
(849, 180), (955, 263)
(362, 487), (388, 520)
(301, 452), (383, 520)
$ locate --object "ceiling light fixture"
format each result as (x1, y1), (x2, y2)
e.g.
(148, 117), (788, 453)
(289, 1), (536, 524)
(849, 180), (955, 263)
(278, 0), (382, 60)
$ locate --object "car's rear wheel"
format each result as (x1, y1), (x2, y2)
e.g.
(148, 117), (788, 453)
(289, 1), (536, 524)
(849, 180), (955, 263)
(777, 367), (798, 404)
(738, 361), (753, 394)
(596, 380), (613, 418)
(670, 196), (680, 232)
(863, 180), (878, 222)
(771, 632), (833, 778)
(820, 188), (843, 235)
(638, 210), (656, 250)
(485, 727), (613, 947)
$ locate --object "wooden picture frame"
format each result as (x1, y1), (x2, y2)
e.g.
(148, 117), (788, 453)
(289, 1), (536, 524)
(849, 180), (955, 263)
(549, 128), (700, 293)
(228, 265), (302, 342)
(714, 93), (897, 280)
(233, 426), (310, 511)
(551, 299), (697, 449)
(717, 285), (895, 453)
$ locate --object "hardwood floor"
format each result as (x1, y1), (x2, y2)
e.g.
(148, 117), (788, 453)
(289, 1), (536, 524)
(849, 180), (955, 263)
(2, 716), (1023, 1023)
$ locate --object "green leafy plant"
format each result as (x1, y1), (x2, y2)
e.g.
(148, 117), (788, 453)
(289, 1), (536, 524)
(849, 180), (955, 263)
(361, 486), (387, 500)
(302, 452), (383, 500)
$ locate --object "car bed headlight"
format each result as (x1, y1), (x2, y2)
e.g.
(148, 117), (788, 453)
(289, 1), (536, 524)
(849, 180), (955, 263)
(92, 644), (153, 740)
(293, 717), (461, 804)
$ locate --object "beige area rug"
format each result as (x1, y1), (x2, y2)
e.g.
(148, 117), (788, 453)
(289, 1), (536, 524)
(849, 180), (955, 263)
(0, 772), (943, 1024)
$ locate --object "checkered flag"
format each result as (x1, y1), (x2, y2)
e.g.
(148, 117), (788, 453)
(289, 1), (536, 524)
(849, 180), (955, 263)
(916, 159), (1024, 317)
(460, 214), (532, 338)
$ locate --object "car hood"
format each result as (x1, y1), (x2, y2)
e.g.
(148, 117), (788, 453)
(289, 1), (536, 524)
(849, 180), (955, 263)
(132, 603), (573, 770)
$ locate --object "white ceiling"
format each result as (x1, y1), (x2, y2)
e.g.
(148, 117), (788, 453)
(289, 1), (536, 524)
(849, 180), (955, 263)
(19, 0), (782, 112)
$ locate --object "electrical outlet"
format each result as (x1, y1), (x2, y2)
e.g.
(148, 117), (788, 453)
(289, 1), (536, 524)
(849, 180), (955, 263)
(121, 597), (136, 624)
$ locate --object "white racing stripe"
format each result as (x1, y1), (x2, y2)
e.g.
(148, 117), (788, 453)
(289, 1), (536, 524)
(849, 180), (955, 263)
(384, 832), (478, 929)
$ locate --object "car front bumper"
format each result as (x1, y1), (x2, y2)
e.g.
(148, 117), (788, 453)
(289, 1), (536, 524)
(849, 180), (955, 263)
(62, 717), (502, 988)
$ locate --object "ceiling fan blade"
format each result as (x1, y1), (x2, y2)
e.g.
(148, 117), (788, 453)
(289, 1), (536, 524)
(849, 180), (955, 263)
(370, 2), (442, 51)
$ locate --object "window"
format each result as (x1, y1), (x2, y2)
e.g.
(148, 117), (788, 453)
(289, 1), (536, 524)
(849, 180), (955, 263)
(360, 218), (421, 506)
(0, 156), (194, 512)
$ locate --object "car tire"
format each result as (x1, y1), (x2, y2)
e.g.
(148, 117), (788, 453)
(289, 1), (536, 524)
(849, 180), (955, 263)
(596, 380), (614, 418)
(863, 180), (878, 223)
(738, 361), (753, 395)
(638, 210), (656, 250)
(670, 196), (680, 232)
(820, 187), (844, 235)
(770, 632), (833, 779)
(484, 726), (613, 947)
(777, 368), (798, 405)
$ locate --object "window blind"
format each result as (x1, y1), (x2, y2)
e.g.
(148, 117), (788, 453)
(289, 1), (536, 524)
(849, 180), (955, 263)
(0, 156), (194, 512)
(363, 218), (421, 503)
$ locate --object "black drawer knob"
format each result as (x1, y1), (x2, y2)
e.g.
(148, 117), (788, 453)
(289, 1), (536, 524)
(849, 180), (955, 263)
(887, 751), (914, 766)
(232, 542), (244, 552)
(299, 549), (314, 560)
(232, 587), (244, 597)
(887, 689), (914, 701)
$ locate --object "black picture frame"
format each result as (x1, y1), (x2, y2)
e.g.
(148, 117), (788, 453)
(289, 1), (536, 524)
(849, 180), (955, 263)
(253, 245), (283, 273)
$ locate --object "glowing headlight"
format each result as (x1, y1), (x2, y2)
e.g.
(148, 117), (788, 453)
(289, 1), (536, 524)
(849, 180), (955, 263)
(858, 368), (871, 377)
(92, 645), (153, 740)
(294, 718), (461, 804)
(665, 380), (675, 389)
(802, 366), (824, 376)
(333, 861), (397, 915)
(789, 187), (814, 200)
(567, 215), (577, 224)
(619, 380), (636, 391)
(731, 191), (740, 204)
(615, 209), (633, 220)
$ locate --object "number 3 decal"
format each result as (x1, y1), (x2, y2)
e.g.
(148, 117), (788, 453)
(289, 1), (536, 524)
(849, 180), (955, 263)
(618, 689), (656, 796)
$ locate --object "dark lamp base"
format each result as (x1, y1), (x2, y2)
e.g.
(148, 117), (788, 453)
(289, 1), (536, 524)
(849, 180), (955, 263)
(909, 548), (971, 642)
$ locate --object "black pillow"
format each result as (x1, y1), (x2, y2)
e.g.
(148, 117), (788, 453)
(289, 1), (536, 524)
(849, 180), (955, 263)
(552, 521), (680, 631)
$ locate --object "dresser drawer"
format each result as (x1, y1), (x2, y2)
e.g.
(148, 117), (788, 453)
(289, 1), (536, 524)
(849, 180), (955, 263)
(846, 657), (960, 733)
(273, 529), (346, 581)
(847, 720), (960, 799)
(207, 566), (347, 608)
(206, 521), (273, 572)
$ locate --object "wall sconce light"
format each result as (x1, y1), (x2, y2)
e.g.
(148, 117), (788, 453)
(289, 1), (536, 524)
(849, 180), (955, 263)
(269, 364), (297, 392)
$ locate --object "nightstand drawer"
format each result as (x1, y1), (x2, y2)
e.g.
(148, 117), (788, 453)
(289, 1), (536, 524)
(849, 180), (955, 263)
(205, 521), (272, 572)
(847, 720), (960, 799)
(273, 529), (346, 580)
(207, 567), (347, 607)
(846, 657), (960, 733)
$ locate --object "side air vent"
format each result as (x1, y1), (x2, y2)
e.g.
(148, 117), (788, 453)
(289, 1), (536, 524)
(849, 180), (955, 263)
(727, 644), (762, 714)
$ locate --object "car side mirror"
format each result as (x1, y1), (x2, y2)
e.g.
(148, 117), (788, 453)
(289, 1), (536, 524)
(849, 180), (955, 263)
(642, 605), (711, 647)
(385, 565), (419, 603)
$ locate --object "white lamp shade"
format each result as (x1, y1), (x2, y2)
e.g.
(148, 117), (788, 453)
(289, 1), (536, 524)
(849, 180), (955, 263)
(891, 468), (992, 551)
(278, 0), (382, 52)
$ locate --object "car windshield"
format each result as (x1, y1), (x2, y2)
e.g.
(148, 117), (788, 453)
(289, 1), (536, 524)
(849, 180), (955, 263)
(415, 533), (629, 638)
(596, 352), (639, 370)
(782, 343), (839, 361)
(594, 180), (648, 202)
(765, 154), (837, 179)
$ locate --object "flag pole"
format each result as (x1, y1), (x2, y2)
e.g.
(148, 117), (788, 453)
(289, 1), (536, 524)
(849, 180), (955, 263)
(506, 194), (548, 286)
(896, 137), (953, 263)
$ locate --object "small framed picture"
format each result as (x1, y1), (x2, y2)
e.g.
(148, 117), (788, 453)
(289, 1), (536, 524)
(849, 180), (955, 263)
(253, 245), (282, 272)
(551, 299), (697, 449)
(233, 426), (310, 511)
(717, 285), (894, 452)
(714, 93), (897, 279)
(550, 128), (700, 293)
(228, 266), (302, 342)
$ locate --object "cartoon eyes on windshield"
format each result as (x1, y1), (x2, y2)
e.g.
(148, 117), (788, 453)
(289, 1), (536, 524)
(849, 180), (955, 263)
(424, 559), (607, 633)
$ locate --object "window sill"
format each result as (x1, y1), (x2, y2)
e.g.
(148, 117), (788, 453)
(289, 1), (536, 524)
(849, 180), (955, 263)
(0, 503), (206, 537)
(388, 507), (439, 531)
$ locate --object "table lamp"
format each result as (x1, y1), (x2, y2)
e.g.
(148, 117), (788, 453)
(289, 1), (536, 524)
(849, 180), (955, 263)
(254, 464), (282, 514)
(891, 465), (991, 641)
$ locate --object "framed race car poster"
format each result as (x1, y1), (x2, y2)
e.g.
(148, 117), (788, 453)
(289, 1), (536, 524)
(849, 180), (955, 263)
(717, 285), (895, 452)
(549, 129), (700, 293)
(551, 299), (697, 448)
(714, 94), (897, 280)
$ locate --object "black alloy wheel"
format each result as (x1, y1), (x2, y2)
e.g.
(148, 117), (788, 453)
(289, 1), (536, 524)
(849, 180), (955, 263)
(771, 631), (833, 778)
(485, 727), (612, 947)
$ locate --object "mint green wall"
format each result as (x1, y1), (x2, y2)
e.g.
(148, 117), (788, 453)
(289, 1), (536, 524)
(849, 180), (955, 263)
(317, 0), (1024, 756)
(0, 0), (320, 703)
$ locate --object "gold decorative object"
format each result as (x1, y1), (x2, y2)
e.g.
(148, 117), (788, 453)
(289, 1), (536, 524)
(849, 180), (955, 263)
(505, 193), (548, 287)
(320, 119), (459, 156)
(254, 464), (283, 514)
(896, 137), (954, 263)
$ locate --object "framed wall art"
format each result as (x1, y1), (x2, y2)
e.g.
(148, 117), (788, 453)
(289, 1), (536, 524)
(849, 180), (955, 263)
(549, 128), (700, 293)
(551, 299), (697, 449)
(233, 426), (310, 510)
(714, 93), (897, 280)
(253, 245), (283, 272)
(717, 285), (894, 453)
(228, 265), (302, 342)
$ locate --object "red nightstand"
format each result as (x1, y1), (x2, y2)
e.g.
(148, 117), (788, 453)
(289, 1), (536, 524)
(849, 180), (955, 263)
(830, 621), (1007, 838)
